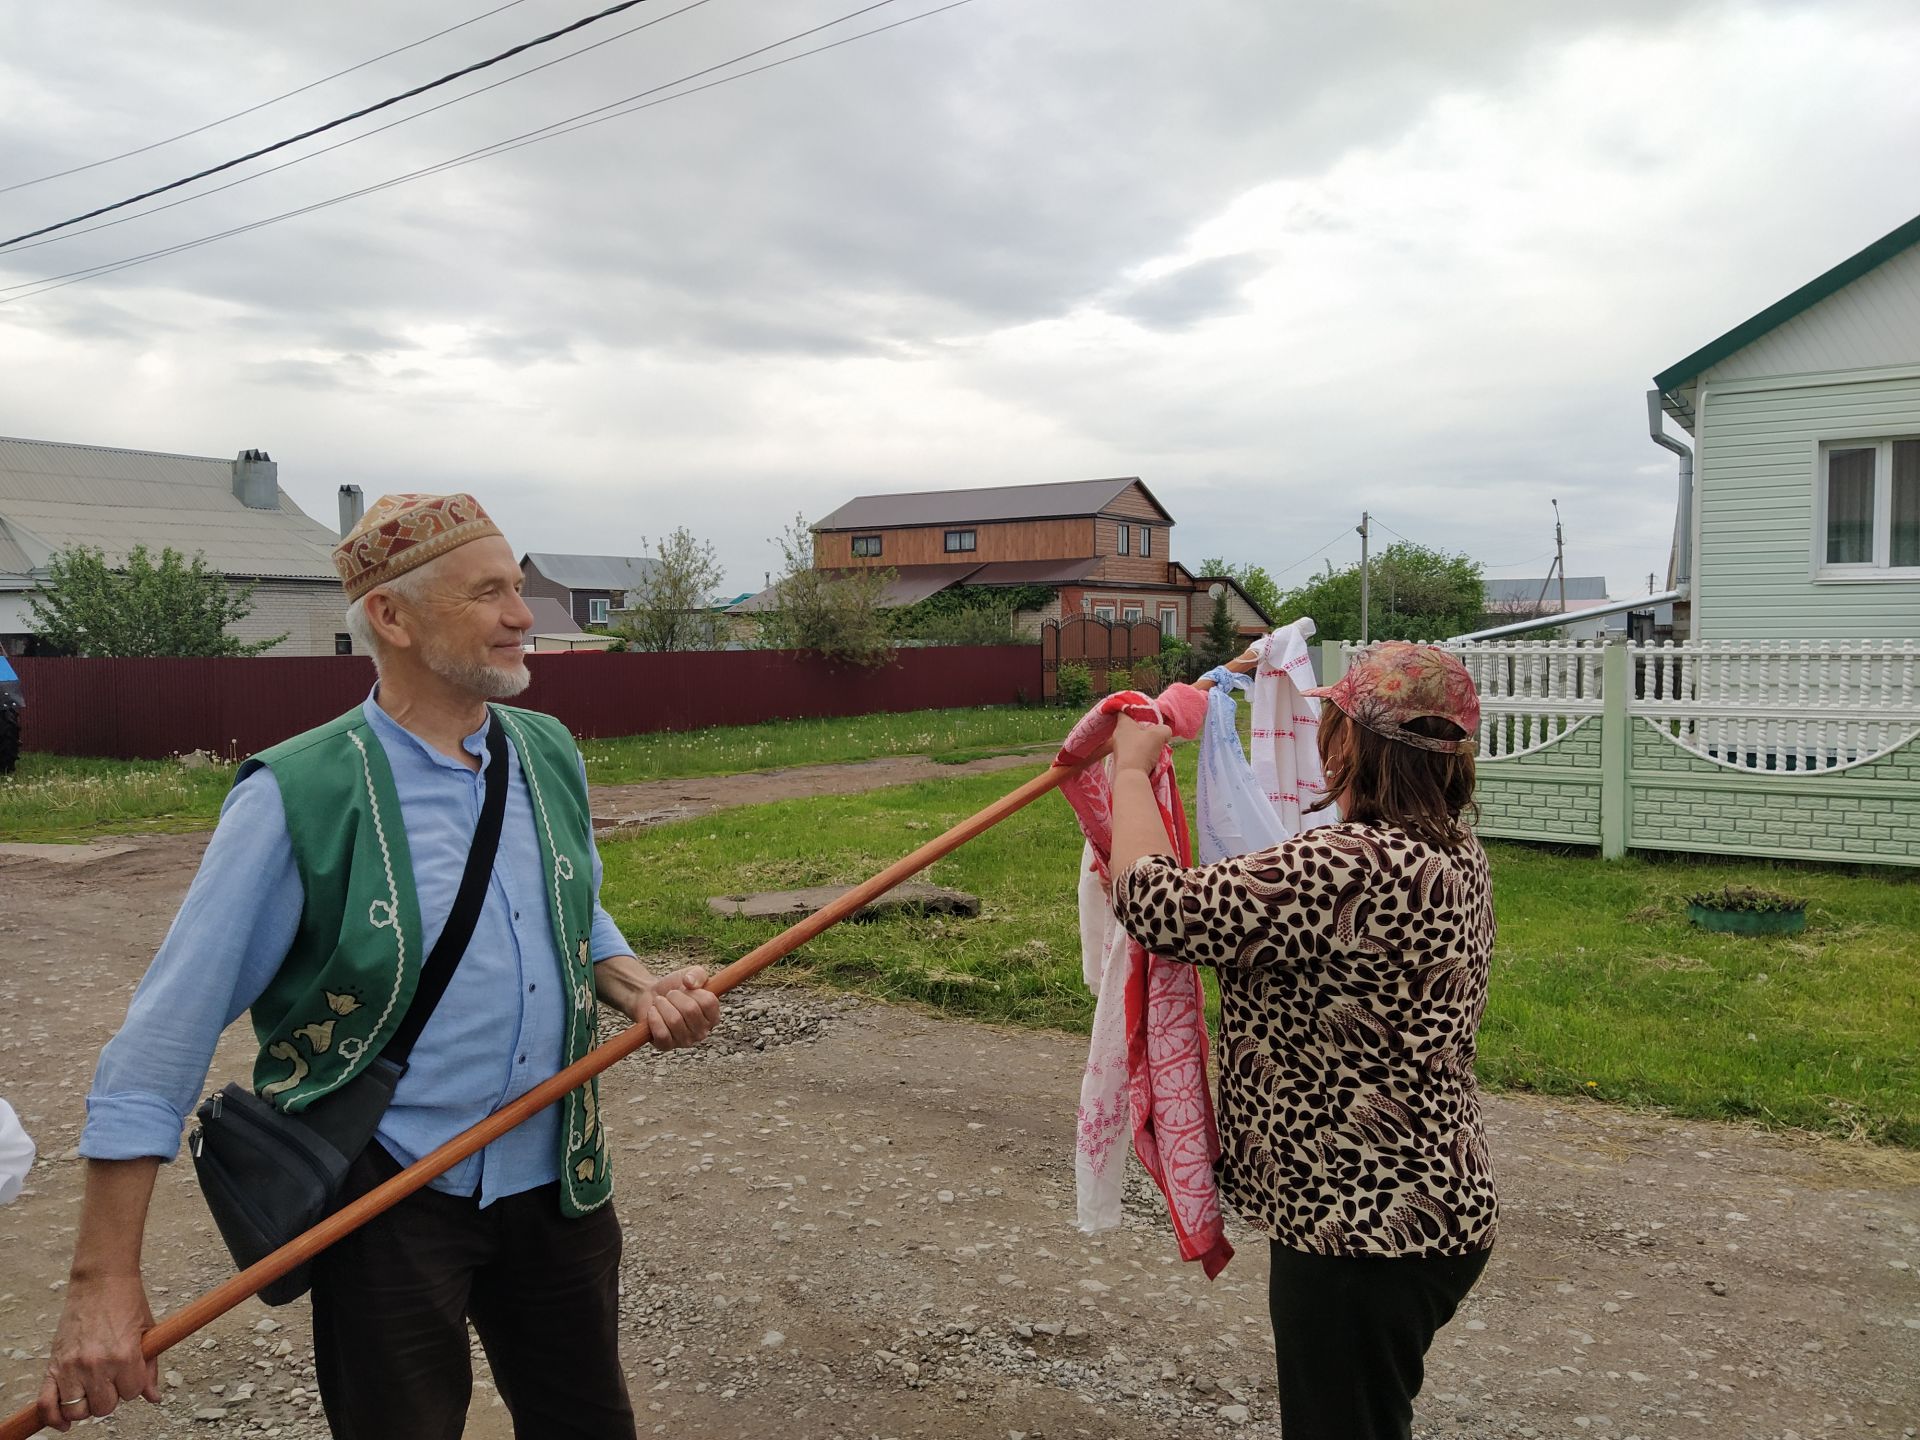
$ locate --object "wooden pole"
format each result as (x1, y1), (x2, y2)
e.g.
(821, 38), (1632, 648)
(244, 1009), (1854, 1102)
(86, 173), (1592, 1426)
(0, 750), (1102, 1440)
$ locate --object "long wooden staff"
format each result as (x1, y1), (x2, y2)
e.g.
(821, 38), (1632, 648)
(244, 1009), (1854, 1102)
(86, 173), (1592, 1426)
(0, 746), (1113, 1440)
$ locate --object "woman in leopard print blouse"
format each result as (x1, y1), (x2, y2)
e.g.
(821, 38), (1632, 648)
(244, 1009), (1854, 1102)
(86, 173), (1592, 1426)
(1107, 641), (1495, 1440)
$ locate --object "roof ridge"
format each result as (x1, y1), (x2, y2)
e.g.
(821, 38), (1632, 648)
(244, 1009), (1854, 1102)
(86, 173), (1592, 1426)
(0, 433), (236, 464)
(1654, 209), (1920, 391)
(838, 476), (1138, 504)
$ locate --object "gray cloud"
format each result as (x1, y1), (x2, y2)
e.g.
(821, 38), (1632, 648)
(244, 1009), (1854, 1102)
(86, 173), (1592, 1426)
(0, 0), (1913, 599)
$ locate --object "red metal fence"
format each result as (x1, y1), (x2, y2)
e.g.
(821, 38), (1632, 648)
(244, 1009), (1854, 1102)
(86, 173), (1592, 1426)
(13, 646), (1044, 760)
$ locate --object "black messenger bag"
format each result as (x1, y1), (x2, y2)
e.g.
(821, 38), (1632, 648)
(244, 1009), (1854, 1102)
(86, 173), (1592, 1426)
(190, 718), (508, 1305)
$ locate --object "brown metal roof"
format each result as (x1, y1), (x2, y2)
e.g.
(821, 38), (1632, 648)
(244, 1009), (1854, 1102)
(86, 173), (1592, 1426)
(726, 565), (972, 614)
(813, 478), (1171, 532)
(964, 557), (1100, 585)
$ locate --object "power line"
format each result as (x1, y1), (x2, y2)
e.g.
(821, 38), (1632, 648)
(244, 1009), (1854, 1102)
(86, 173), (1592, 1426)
(1268, 527), (1353, 580)
(0, 0), (670, 250)
(0, 0), (533, 196)
(0, 0), (976, 305)
(3, 0), (723, 257)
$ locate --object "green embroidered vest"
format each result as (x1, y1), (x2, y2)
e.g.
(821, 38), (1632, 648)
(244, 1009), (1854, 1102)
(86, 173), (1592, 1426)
(235, 702), (612, 1216)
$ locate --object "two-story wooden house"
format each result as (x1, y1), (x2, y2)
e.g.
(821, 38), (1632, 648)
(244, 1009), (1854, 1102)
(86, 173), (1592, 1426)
(795, 477), (1270, 642)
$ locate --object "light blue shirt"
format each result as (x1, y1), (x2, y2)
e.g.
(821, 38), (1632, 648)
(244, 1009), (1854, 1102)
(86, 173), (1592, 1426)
(80, 694), (633, 1206)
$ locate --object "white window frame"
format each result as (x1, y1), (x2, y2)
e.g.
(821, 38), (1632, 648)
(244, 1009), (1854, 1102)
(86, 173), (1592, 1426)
(1122, 605), (1144, 623)
(1159, 604), (1179, 636)
(852, 534), (883, 558)
(1140, 525), (1152, 557)
(587, 597), (610, 625)
(944, 529), (977, 554)
(1116, 523), (1130, 556)
(1093, 603), (1116, 622)
(1811, 433), (1920, 582)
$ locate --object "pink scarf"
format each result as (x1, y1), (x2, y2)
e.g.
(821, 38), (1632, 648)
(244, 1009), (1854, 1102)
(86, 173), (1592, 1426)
(1056, 688), (1233, 1279)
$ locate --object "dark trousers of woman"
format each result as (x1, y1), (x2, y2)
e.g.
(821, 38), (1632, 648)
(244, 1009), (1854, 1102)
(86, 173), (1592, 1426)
(1268, 1241), (1490, 1440)
(309, 1144), (635, 1440)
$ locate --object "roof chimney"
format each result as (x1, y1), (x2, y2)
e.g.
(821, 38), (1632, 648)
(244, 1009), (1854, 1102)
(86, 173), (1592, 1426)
(338, 483), (365, 537)
(232, 449), (278, 510)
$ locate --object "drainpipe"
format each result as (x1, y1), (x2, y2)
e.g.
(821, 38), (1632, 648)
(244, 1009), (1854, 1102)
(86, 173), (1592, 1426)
(1646, 390), (1692, 589)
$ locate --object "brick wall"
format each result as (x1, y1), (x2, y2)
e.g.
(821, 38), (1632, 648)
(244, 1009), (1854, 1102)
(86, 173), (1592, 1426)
(232, 580), (347, 657)
(1626, 723), (1920, 866)
(1474, 720), (1604, 845)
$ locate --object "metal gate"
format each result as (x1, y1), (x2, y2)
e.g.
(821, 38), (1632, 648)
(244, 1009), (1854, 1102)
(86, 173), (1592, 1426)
(1040, 616), (1168, 699)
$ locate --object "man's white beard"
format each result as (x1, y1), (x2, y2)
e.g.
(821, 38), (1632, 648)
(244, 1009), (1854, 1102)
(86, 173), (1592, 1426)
(423, 636), (531, 699)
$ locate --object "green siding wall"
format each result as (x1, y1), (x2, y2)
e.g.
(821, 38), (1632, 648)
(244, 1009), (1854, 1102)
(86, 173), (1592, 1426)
(1693, 372), (1920, 640)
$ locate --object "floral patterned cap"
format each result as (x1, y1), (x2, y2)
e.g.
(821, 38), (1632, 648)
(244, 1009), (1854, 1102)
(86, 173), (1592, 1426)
(333, 492), (503, 601)
(1303, 642), (1480, 755)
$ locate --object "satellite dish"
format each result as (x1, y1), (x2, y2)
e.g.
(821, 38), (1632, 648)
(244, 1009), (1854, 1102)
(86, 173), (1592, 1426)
(1207, 583), (1225, 600)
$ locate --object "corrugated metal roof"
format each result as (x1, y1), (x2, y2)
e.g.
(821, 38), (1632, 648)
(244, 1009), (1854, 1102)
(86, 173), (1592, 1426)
(726, 565), (974, 614)
(814, 478), (1169, 532)
(1484, 576), (1609, 607)
(521, 552), (660, 592)
(0, 435), (339, 583)
(523, 596), (578, 635)
(964, 557), (1101, 585)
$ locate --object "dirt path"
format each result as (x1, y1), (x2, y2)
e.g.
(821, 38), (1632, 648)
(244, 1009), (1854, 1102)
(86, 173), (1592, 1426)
(0, 834), (1915, 1440)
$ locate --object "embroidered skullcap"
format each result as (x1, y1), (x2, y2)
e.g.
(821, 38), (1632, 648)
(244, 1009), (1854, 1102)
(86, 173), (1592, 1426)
(1303, 641), (1481, 755)
(333, 492), (503, 602)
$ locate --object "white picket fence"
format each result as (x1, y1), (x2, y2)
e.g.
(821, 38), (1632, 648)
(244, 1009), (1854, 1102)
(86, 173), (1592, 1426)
(1448, 640), (1605, 760)
(1631, 639), (1920, 771)
(1445, 637), (1920, 772)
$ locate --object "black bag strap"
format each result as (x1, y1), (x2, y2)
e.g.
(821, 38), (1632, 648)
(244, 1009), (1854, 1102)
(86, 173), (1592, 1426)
(382, 714), (510, 1067)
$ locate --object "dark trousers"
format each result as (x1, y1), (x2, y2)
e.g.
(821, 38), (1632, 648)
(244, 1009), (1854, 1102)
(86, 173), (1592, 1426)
(309, 1144), (635, 1440)
(1268, 1241), (1490, 1440)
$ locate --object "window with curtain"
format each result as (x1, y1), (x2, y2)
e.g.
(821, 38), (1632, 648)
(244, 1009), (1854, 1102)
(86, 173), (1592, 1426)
(944, 529), (976, 553)
(1117, 523), (1130, 555)
(1826, 448), (1875, 564)
(1159, 605), (1179, 636)
(852, 534), (883, 558)
(1895, 440), (1920, 569)
(1821, 438), (1920, 573)
(1140, 525), (1151, 557)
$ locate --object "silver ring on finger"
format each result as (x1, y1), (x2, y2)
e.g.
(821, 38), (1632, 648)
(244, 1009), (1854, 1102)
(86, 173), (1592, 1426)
(60, 1396), (88, 1409)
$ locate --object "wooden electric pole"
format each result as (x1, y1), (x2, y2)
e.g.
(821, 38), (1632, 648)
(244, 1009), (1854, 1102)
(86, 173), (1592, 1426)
(1357, 511), (1371, 644)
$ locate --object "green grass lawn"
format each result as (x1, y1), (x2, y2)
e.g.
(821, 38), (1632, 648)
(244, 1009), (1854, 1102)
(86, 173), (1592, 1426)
(0, 705), (1066, 843)
(598, 767), (1920, 1148)
(579, 705), (1064, 783)
(0, 753), (241, 843)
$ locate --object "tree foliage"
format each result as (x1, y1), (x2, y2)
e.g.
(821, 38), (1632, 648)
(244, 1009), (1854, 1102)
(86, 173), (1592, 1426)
(613, 527), (726, 652)
(1195, 556), (1283, 625)
(753, 515), (897, 667)
(1275, 542), (1484, 643)
(28, 545), (286, 657)
(890, 584), (1054, 647)
(1197, 590), (1241, 669)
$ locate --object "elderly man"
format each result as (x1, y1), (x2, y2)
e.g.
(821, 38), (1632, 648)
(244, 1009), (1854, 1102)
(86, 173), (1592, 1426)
(39, 494), (718, 1439)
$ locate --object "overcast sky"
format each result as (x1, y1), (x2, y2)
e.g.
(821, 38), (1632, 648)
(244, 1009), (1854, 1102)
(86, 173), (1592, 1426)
(3, 0), (1916, 601)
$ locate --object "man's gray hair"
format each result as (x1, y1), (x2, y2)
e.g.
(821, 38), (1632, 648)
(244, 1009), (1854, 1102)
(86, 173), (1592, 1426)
(344, 563), (435, 667)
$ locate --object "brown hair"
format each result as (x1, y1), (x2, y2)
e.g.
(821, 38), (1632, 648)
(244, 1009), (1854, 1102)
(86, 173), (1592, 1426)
(1310, 705), (1477, 850)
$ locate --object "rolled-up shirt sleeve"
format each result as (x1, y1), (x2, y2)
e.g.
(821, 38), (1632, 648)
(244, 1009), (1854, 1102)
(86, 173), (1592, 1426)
(79, 768), (303, 1162)
(1111, 831), (1371, 967)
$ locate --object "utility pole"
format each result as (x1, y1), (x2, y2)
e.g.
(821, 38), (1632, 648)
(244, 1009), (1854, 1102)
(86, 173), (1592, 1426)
(1357, 511), (1371, 645)
(1552, 498), (1567, 618)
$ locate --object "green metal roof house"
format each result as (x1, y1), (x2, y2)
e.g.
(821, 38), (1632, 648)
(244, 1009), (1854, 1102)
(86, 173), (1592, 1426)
(1650, 211), (1920, 640)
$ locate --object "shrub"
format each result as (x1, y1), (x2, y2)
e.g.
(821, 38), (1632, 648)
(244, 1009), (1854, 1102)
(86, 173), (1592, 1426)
(1686, 886), (1807, 914)
(1056, 662), (1094, 710)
